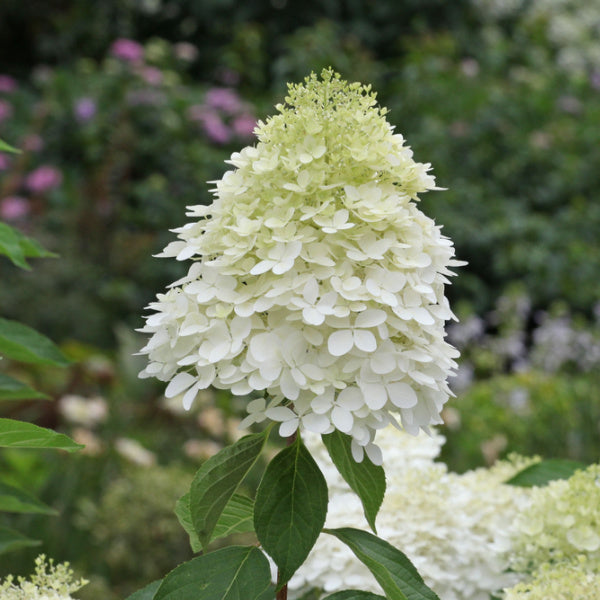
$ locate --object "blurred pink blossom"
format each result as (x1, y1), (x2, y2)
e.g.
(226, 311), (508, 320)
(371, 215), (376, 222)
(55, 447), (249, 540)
(74, 97), (97, 122)
(110, 38), (144, 63)
(22, 134), (44, 152)
(0, 196), (30, 220)
(26, 165), (62, 193)
(0, 75), (17, 93)
(232, 113), (257, 138)
(205, 87), (242, 114)
(139, 66), (163, 86)
(0, 153), (11, 170)
(201, 112), (231, 144)
(0, 99), (13, 123)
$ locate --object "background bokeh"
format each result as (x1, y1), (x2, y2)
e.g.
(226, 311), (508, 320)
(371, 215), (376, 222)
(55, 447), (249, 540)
(1, 1), (599, 597)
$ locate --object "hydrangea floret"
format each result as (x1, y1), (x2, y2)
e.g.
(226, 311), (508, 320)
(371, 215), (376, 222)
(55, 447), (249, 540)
(138, 69), (463, 462)
(508, 463), (600, 573)
(0, 555), (88, 600)
(288, 428), (536, 599)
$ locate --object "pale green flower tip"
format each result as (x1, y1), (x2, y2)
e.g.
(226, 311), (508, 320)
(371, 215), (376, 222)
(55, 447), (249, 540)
(504, 557), (600, 599)
(510, 463), (600, 572)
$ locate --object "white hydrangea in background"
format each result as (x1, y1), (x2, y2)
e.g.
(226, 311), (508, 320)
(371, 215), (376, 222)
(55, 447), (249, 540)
(507, 463), (600, 573)
(289, 428), (536, 600)
(139, 69), (463, 462)
(503, 556), (600, 600)
(0, 555), (87, 600)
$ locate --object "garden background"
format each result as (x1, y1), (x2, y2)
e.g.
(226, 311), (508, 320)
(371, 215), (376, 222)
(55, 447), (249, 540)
(1, 0), (599, 598)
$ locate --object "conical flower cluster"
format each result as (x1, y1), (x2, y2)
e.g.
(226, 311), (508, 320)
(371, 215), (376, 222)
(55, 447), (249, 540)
(139, 69), (462, 463)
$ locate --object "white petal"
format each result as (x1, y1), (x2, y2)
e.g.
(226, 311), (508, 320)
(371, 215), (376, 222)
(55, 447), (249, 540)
(350, 440), (364, 462)
(303, 307), (325, 326)
(250, 260), (274, 275)
(301, 412), (331, 434)
(327, 329), (354, 356)
(165, 372), (196, 398)
(266, 406), (297, 421)
(361, 383), (388, 410)
(370, 352), (396, 375)
(353, 329), (377, 353)
(331, 406), (353, 433)
(182, 383), (200, 410)
(387, 382), (418, 408)
(409, 307), (435, 325)
(303, 278), (319, 304)
(355, 309), (387, 328)
(311, 395), (333, 414)
(279, 419), (300, 438)
(247, 398), (266, 413)
(337, 387), (364, 410)
(364, 443), (383, 466)
(280, 370), (300, 400)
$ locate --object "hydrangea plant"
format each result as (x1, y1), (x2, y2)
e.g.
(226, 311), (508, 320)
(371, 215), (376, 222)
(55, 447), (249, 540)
(134, 69), (463, 600)
(139, 68), (462, 464)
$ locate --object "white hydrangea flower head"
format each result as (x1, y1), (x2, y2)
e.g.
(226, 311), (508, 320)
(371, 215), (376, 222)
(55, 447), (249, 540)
(503, 556), (600, 600)
(289, 428), (534, 600)
(0, 555), (87, 600)
(508, 463), (600, 573)
(138, 69), (463, 462)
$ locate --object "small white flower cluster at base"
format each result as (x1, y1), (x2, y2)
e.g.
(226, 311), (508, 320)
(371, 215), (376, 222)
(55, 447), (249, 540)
(289, 427), (535, 600)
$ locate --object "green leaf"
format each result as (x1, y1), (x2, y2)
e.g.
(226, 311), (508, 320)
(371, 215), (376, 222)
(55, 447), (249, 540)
(176, 492), (254, 552)
(322, 430), (386, 532)
(322, 592), (387, 600)
(0, 317), (70, 366)
(254, 436), (328, 587)
(325, 528), (440, 600)
(125, 580), (162, 600)
(0, 480), (57, 514)
(190, 430), (268, 550)
(0, 418), (83, 451)
(0, 223), (56, 270)
(153, 546), (273, 600)
(0, 526), (41, 554)
(0, 373), (49, 401)
(212, 494), (254, 541)
(505, 459), (586, 487)
(0, 139), (21, 153)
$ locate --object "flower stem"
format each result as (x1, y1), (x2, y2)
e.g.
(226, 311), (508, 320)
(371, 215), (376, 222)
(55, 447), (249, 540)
(276, 574), (288, 600)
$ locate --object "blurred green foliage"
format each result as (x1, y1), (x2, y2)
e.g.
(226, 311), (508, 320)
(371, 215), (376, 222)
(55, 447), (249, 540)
(440, 370), (600, 473)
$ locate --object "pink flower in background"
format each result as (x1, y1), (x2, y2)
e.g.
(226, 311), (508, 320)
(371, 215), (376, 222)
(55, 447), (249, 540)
(0, 153), (11, 170)
(205, 87), (242, 114)
(0, 196), (29, 220)
(139, 66), (163, 86)
(110, 38), (144, 63)
(232, 113), (257, 138)
(74, 97), (97, 122)
(26, 166), (62, 193)
(200, 112), (231, 144)
(22, 134), (44, 152)
(0, 99), (13, 123)
(0, 75), (17, 93)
